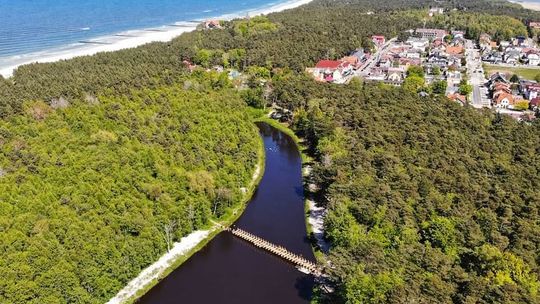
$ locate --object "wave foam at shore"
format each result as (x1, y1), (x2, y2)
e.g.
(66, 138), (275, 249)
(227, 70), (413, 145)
(510, 1), (540, 11)
(0, 0), (313, 78)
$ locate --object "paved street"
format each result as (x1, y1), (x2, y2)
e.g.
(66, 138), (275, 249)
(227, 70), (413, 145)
(356, 38), (397, 76)
(465, 39), (491, 108)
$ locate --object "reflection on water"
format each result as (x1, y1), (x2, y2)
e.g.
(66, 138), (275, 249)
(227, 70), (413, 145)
(137, 123), (314, 304)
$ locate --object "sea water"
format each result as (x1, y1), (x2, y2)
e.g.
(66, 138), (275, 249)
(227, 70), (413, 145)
(0, 0), (305, 76)
(0, 0), (284, 57)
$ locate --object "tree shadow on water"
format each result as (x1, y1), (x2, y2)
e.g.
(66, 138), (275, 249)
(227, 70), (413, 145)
(294, 275), (315, 301)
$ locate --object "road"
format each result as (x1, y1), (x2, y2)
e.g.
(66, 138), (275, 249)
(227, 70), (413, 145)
(356, 37), (397, 76)
(465, 39), (491, 108)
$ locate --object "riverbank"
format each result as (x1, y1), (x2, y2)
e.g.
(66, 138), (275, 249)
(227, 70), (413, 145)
(136, 121), (315, 303)
(304, 174), (330, 256)
(255, 113), (329, 260)
(107, 230), (213, 304)
(107, 125), (266, 304)
(0, 0), (313, 78)
(254, 115), (312, 163)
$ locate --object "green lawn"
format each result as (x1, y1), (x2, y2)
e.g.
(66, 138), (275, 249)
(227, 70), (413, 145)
(484, 64), (540, 80)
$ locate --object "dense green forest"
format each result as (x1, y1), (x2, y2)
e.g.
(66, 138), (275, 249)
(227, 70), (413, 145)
(2, 0), (540, 303)
(271, 74), (540, 303)
(0, 84), (260, 303)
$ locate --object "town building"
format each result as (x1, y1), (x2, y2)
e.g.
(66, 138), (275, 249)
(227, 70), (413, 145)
(527, 53), (540, 66)
(407, 37), (429, 51)
(415, 28), (448, 40)
(306, 60), (353, 83)
(451, 30), (465, 39)
(447, 93), (467, 105)
(530, 97), (540, 110)
(524, 83), (540, 100)
(372, 35), (386, 48)
(446, 71), (462, 89)
(203, 20), (222, 29)
(428, 7), (444, 17)
(493, 91), (516, 108)
(529, 21), (540, 29)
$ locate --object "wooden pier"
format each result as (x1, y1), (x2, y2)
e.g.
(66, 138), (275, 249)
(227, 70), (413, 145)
(228, 227), (322, 276)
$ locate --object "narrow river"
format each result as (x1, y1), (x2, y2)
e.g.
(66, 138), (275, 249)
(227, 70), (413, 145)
(138, 123), (315, 304)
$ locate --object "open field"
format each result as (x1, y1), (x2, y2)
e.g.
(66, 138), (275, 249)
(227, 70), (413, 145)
(484, 64), (540, 80)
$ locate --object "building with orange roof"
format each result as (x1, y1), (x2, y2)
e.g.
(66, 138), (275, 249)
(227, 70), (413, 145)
(493, 92), (516, 108)
(493, 83), (511, 94)
(446, 45), (464, 56)
(447, 93), (467, 105)
(340, 56), (360, 68)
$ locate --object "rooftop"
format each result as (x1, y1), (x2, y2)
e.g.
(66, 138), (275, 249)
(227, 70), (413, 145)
(315, 60), (351, 69)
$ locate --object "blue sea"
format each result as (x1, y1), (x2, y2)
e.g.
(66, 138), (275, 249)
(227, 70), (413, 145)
(0, 0), (299, 74)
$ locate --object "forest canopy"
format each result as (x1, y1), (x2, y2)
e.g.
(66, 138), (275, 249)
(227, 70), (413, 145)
(273, 76), (540, 303)
(0, 84), (261, 303)
(1, 0), (540, 303)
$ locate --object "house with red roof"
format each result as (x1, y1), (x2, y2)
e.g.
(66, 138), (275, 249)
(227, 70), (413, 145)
(493, 83), (511, 94)
(530, 97), (540, 110)
(525, 83), (540, 100)
(447, 93), (467, 105)
(203, 19), (222, 29)
(182, 60), (198, 72)
(306, 60), (353, 83)
(446, 45), (464, 57)
(372, 35), (386, 48)
(341, 56), (360, 68)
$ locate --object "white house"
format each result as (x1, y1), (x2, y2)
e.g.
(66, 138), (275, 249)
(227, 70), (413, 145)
(528, 53), (540, 66)
(406, 51), (421, 59)
(446, 71), (462, 88)
(429, 7), (444, 16)
(308, 60), (353, 83)
(407, 37), (429, 51)
(386, 67), (405, 84)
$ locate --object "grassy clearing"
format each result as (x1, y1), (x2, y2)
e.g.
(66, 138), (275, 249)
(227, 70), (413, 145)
(484, 64), (540, 80)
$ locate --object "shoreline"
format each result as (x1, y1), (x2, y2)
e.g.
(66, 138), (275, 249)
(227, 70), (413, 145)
(106, 122), (266, 304)
(510, 0), (540, 11)
(255, 114), (329, 258)
(106, 230), (214, 304)
(0, 0), (313, 78)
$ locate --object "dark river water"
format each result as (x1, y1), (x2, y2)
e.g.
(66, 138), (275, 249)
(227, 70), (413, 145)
(138, 123), (315, 304)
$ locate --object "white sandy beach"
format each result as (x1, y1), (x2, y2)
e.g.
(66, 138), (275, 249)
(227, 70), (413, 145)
(0, 0), (313, 78)
(510, 0), (540, 11)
